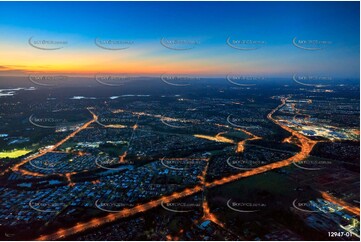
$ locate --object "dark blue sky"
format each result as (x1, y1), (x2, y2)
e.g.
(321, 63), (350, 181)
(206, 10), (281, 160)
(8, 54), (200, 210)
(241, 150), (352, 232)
(0, 1), (359, 77)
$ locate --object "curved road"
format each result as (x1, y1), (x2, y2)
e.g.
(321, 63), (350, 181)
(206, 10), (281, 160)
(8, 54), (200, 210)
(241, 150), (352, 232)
(35, 98), (324, 241)
(2, 109), (98, 177)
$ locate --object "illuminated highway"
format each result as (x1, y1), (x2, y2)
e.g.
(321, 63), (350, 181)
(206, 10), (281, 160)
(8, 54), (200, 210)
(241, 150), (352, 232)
(37, 186), (204, 240)
(36, 98), (322, 240)
(3, 109), (98, 177)
(321, 191), (360, 216)
(207, 97), (317, 187)
(194, 133), (235, 144)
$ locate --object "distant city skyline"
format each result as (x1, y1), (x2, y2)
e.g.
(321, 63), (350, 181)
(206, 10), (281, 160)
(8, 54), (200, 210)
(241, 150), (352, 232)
(0, 1), (359, 78)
